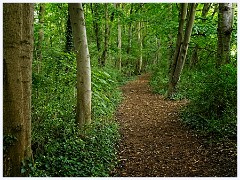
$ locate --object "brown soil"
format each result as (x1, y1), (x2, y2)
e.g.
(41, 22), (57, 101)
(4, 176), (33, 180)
(112, 74), (237, 177)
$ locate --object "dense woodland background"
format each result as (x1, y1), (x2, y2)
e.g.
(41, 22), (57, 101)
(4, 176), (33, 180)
(3, 3), (237, 177)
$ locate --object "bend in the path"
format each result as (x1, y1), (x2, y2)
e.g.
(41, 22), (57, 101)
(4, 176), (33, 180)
(112, 74), (236, 177)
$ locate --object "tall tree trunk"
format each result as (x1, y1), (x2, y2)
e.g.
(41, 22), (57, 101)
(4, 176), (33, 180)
(65, 5), (73, 53)
(37, 3), (45, 73)
(167, 3), (197, 98)
(117, 3), (122, 71)
(167, 3), (188, 98)
(101, 3), (109, 67)
(69, 3), (91, 127)
(217, 3), (234, 66)
(3, 3), (34, 177)
(90, 3), (101, 65)
(127, 3), (133, 55)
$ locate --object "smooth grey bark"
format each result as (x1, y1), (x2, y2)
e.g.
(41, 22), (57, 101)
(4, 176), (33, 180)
(69, 3), (91, 127)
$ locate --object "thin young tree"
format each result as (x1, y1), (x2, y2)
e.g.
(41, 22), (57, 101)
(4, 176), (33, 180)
(3, 3), (34, 176)
(101, 3), (110, 67)
(117, 3), (122, 71)
(69, 3), (91, 127)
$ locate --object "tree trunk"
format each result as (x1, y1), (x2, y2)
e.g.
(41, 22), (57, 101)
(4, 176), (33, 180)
(69, 3), (91, 128)
(117, 3), (122, 71)
(90, 3), (101, 65)
(65, 5), (73, 53)
(127, 3), (133, 55)
(137, 20), (143, 74)
(167, 3), (188, 98)
(100, 3), (109, 67)
(217, 3), (234, 66)
(3, 3), (34, 176)
(37, 3), (45, 73)
(167, 3), (197, 98)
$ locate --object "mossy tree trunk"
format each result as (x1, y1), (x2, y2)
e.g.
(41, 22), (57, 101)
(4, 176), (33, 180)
(3, 3), (34, 177)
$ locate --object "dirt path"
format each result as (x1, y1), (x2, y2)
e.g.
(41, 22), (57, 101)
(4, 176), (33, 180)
(112, 74), (237, 177)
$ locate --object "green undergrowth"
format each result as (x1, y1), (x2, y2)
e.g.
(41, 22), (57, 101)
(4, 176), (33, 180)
(181, 64), (237, 141)
(29, 51), (132, 176)
(150, 63), (237, 142)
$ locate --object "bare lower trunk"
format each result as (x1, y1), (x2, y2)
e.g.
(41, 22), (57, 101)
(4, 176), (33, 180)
(69, 3), (91, 127)
(3, 3), (34, 176)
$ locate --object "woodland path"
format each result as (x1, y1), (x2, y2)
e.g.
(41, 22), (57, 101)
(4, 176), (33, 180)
(112, 74), (236, 177)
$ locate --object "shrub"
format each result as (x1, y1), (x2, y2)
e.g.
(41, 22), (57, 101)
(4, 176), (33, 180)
(181, 64), (237, 140)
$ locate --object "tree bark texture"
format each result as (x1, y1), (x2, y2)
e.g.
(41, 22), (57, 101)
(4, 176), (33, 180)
(167, 3), (197, 98)
(217, 3), (234, 66)
(69, 3), (92, 128)
(3, 3), (34, 177)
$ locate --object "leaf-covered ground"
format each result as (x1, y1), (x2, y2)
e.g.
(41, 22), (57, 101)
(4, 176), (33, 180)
(111, 74), (236, 177)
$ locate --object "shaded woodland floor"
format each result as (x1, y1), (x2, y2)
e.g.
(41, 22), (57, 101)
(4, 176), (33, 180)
(111, 74), (237, 177)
